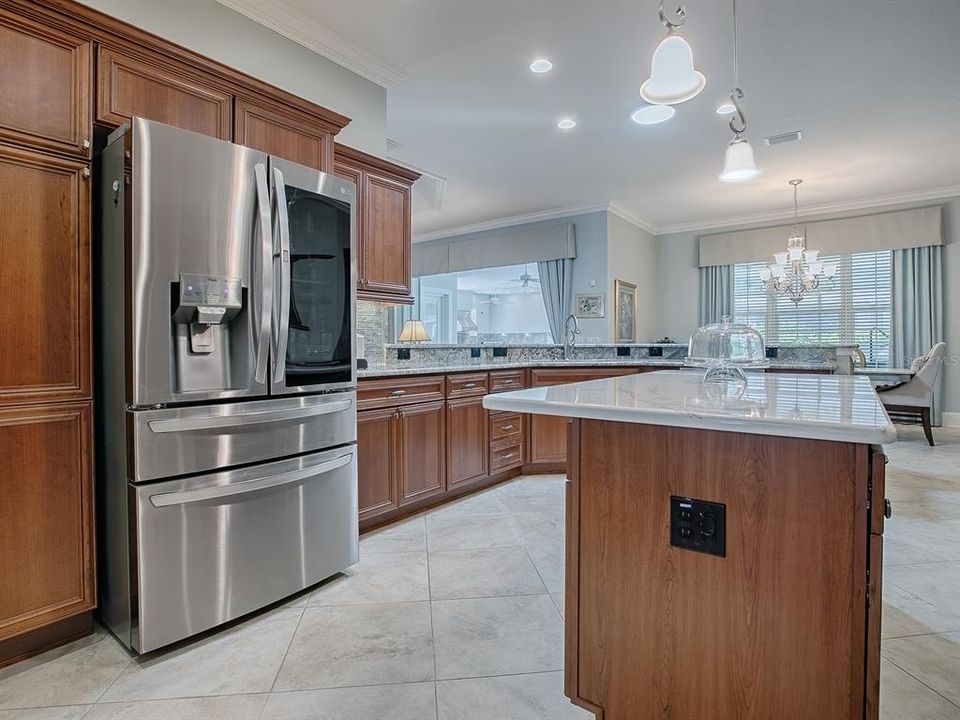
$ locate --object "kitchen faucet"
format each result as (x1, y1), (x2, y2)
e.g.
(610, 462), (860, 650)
(564, 314), (581, 360)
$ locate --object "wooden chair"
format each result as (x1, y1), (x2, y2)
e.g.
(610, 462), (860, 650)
(877, 342), (946, 446)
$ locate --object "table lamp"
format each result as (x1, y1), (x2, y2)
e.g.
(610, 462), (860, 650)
(398, 319), (431, 344)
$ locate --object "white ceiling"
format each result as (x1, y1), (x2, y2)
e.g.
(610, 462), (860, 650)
(226, 0), (960, 237)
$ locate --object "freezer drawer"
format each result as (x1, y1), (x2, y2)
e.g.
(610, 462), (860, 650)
(131, 445), (358, 653)
(131, 392), (356, 481)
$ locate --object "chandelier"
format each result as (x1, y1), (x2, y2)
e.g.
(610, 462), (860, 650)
(759, 179), (838, 304)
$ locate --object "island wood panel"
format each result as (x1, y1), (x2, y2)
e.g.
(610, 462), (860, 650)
(0, 146), (90, 405)
(356, 407), (400, 521)
(0, 12), (91, 157)
(528, 368), (637, 465)
(96, 47), (233, 139)
(446, 396), (488, 488)
(398, 400), (446, 505)
(233, 98), (336, 171)
(570, 419), (870, 720)
(0, 403), (94, 651)
(866, 534), (883, 720)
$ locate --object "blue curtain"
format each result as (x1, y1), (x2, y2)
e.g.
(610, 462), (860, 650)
(538, 259), (573, 344)
(891, 245), (944, 424)
(699, 265), (734, 326)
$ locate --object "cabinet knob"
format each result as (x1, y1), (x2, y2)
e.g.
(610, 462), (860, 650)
(884, 499), (892, 519)
(81, 167), (91, 179)
(81, 138), (91, 149)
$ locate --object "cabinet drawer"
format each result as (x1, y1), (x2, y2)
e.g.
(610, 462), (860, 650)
(490, 441), (523, 473)
(490, 412), (522, 442)
(447, 372), (489, 398)
(490, 370), (525, 393)
(358, 375), (445, 410)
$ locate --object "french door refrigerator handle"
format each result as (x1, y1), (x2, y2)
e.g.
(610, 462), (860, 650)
(253, 163), (273, 384)
(148, 451), (355, 507)
(146, 398), (354, 433)
(272, 166), (292, 385)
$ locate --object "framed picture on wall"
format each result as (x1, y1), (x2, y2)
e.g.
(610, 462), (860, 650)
(575, 292), (605, 318)
(614, 279), (637, 342)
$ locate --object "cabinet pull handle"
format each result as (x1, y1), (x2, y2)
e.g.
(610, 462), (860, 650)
(503, 380), (516, 385)
(81, 167), (91, 178)
(390, 389), (406, 397)
(500, 452), (515, 460)
(463, 382), (477, 388)
(501, 424), (514, 430)
(884, 499), (892, 519)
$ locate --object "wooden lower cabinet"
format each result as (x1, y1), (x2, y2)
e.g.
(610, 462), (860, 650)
(356, 407), (400, 522)
(446, 396), (488, 488)
(0, 402), (94, 665)
(528, 368), (637, 465)
(398, 400), (446, 505)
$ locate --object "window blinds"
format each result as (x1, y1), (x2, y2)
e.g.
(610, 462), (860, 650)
(733, 250), (892, 366)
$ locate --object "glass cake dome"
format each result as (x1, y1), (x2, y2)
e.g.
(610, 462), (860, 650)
(685, 316), (767, 383)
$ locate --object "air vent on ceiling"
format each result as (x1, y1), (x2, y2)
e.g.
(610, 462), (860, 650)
(764, 131), (803, 146)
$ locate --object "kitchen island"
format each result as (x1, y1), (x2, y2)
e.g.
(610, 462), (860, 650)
(484, 370), (895, 720)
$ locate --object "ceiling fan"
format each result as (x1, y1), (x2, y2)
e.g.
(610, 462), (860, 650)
(508, 264), (540, 288)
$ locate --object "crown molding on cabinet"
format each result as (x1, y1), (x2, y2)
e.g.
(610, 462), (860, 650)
(216, 0), (409, 88)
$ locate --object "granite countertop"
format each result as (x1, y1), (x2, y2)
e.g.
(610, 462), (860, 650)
(482, 370), (895, 445)
(358, 359), (836, 378)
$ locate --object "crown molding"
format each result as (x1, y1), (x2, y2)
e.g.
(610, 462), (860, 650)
(413, 202), (610, 243)
(656, 184), (960, 236)
(217, 0), (408, 88)
(607, 202), (658, 235)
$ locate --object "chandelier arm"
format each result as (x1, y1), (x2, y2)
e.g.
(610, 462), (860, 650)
(658, 0), (687, 29)
(727, 88), (747, 135)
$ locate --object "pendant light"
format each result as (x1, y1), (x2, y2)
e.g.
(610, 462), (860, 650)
(639, 1), (706, 105)
(718, 0), (761, 183)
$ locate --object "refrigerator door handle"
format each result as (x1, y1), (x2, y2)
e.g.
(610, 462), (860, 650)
(271, 166), (292, 385)
(146, 398), (354, 433)
(148, 451), (355, 507)
(253, 163), (273, 384)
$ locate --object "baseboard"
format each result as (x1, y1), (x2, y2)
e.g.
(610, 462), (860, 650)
(942, 412), (960, 428)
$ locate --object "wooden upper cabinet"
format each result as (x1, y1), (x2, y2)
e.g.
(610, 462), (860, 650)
(0, 402), (94, 641)
(334, 143), (420, 303)
(0, 12), (92, 158)
(234, 98), (348, 171)
(0, 145), (90, 406)
(96, 47), (232, 139)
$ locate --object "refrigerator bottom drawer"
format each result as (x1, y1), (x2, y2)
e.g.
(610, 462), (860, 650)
(131, 445), (358, 653)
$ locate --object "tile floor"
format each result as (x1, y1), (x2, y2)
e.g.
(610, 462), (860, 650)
(0, 425), (957, 719)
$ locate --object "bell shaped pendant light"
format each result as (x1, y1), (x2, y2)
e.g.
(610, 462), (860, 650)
(639, 2), (706, 105)
(718, 0), (760, 183)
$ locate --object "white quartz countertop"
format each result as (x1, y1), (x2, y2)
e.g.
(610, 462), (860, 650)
(482, 370), (896, 445)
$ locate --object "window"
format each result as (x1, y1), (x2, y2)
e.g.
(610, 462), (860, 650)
(394, 263), (553, 344)
(733, 250), (892, 367)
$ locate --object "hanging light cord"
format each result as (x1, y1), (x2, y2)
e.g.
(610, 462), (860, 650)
(728, 0), (747, 137)
(791, 179), (803, 233)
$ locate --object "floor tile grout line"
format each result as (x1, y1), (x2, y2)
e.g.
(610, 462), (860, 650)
(882, 655), (960, 710)
(424, 518), (440, 720)
(266, 606), (307, 695)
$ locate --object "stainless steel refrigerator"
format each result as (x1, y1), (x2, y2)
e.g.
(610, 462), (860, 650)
(97, 118), (359, 653)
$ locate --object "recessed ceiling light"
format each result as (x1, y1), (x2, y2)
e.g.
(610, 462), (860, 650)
(630, 105), (675, 125)
(716, 103), (736, 115)
(529, 58), (553, 74)
(556, 119), (576, 130)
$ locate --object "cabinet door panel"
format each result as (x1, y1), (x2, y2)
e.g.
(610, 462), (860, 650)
(97, 48), (232, 139)
(357, 408), (399, 521)
(0, 403), (94, 640)
(361, 173), (411, 298)
(234, 99), (333, 171)
(0, 146), (90, 405)
(0, 14), (92, 157)
(399, 401), (445, 505)
(446, 397), (488, 488)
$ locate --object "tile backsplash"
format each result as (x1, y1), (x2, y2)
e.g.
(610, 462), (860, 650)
(357, 300), (388, 366)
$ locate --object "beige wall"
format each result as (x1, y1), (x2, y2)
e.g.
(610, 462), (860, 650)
(606, 212), (659, 342)
(655, 197), (960, 416)
(79, 0), (387, 154)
